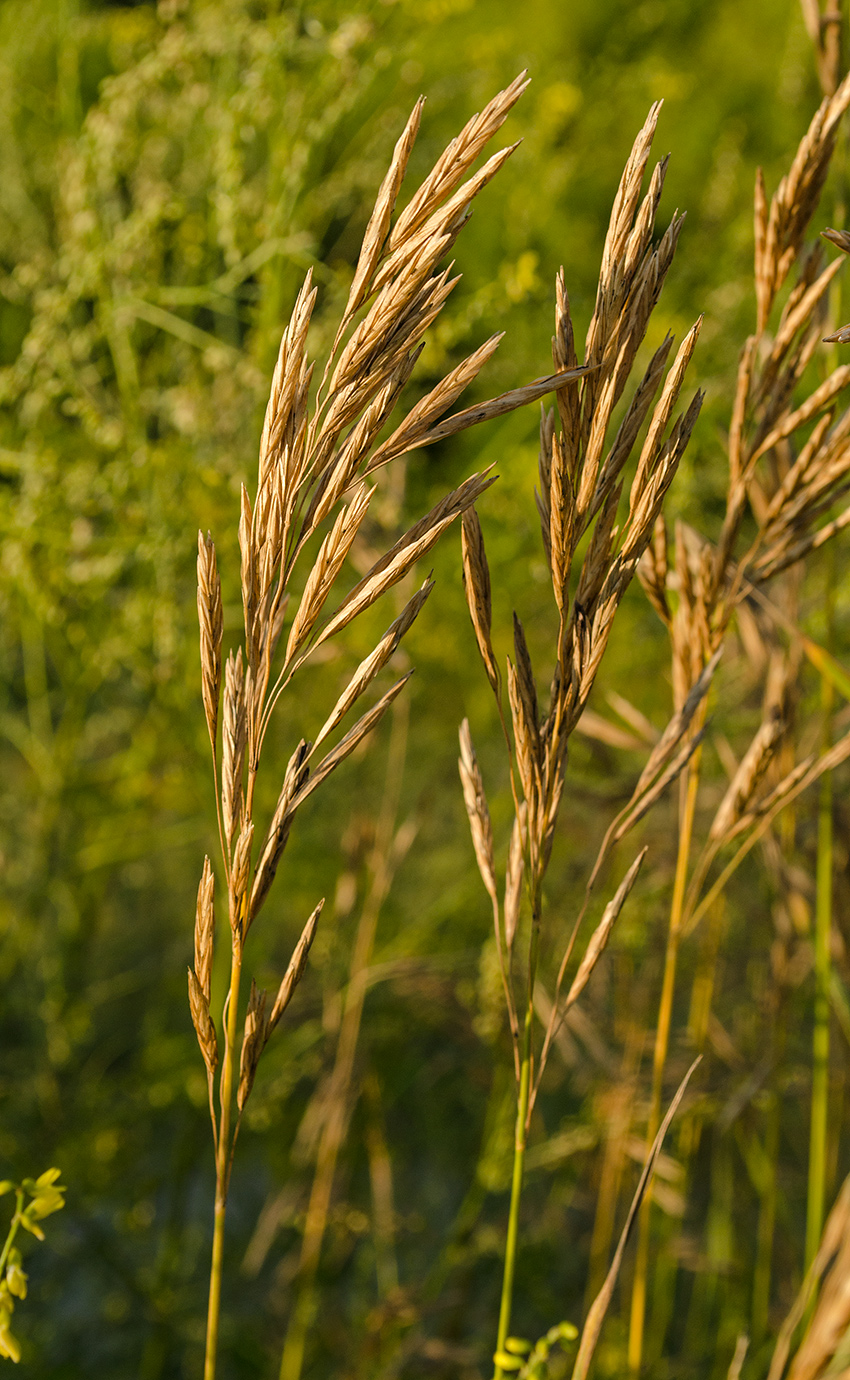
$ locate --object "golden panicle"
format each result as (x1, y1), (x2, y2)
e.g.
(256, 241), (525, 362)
(461, 508), (499, 694)
(637, 513), (670, 626)
(221, 650), (247, 850)
(757, 71), (850, 330)
(188, 968), (218, 1077)
(197, 531), (223, 751)
(194, 856), (215, 1002)
(550, 433), (576, 615)
(387, 72), (530, 254)
(629, 319), (703, 511)
(458, 719), (497, 903)
(343, 98), (425, 323)
(259, 271), (318, 488)
(593, 333), (674, 517)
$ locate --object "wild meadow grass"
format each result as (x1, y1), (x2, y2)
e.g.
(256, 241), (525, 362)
(6, 2), (850, 1377)
(191, 37), (850, 1380)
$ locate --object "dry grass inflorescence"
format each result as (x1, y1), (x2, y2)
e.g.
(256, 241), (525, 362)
(460, 58), (850, 1380)
(189, 75), (589, 1380)
(189, 43), (850, 1380)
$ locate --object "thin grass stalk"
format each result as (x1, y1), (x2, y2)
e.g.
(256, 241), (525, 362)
(494, 1008), (533, 1377)
(280, 697), (409, 1380)
(806, 558), (835, 1272)
(628, 734), (703, 1376)
(753, 1079), (781, 1345)
(205, 936), (243, 1380)
(494, 885), (541, 1380)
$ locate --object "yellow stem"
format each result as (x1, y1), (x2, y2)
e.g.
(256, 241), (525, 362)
(628, 743), (702, 1377)
(204, 939), (243, 1380)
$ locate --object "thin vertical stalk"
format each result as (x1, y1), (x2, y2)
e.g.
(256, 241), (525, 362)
(753, 1082), (780, 1345)
(280, 699), (409, 1380)
(493, 1010), (532, 1377)
(628, 738), (703, 1377)
(204, 943), (243, 1380)
(806, 559), (835, 1270)
(494, 886), (541, 1380)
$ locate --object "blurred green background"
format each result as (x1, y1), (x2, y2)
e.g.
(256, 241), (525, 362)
(1, 0), (849, 1376)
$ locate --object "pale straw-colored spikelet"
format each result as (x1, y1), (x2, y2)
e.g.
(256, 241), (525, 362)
(387, 72), (529, 254)
(268, 900), (324, 1033)
(612, 731), (706, 846)
(194, 856), (215, 1002)
(307, 472), (496, 657)
(291, 675), (412, 812)
(249, 741), (311, 922)
(284, 485), (372, 665)
(237, 980), (268, 1113)
(756, 71), (850, 332)
(461, 508), (499, 693)
(566, 850), (647, 1007)
(369, 334), (504, 472)
(458, 719), (497, 903)
(637, 512), (671, 625)
(238, 485), (257, 669)
(342, 98), (424, 324)
(197, 531), (223, 750)
(512, 614), (540, 751)
(188, 967), (218, 1076)
(230, 819), (254, 931)
(709, 704), (786, 842)
(503, 806), (526, 950)
(507, 658), (540, 822)
(313, 580), (434, 752)
(221, 650), (247, 849)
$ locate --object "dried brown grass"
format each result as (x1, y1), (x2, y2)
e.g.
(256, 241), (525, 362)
(189, 72), (592, 1380)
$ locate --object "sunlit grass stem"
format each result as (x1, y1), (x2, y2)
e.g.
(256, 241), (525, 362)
(204, 944), (243, 1380)
(493, 892), (541, 1380)
(628, 738), (702, 1377)
(806, 562), (835, 1272)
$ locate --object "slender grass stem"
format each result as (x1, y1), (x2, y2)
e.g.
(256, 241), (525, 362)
(493, 1006), (533, 1379)
(628, 739), (702, 1377)
(493, 878), (542, 1380)
(204, 942), (243, 1380)
(806, 579), (834, 1272)
(280, 700), (409, 1380)
(753, 1082), (780, 1344)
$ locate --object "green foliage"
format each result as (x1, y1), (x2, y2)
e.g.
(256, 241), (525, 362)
(494, 1321), (578, 1377)
(0, 1170), (65, 1363)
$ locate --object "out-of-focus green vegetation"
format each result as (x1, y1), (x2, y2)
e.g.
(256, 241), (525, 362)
(1, 0), (849, 1376)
